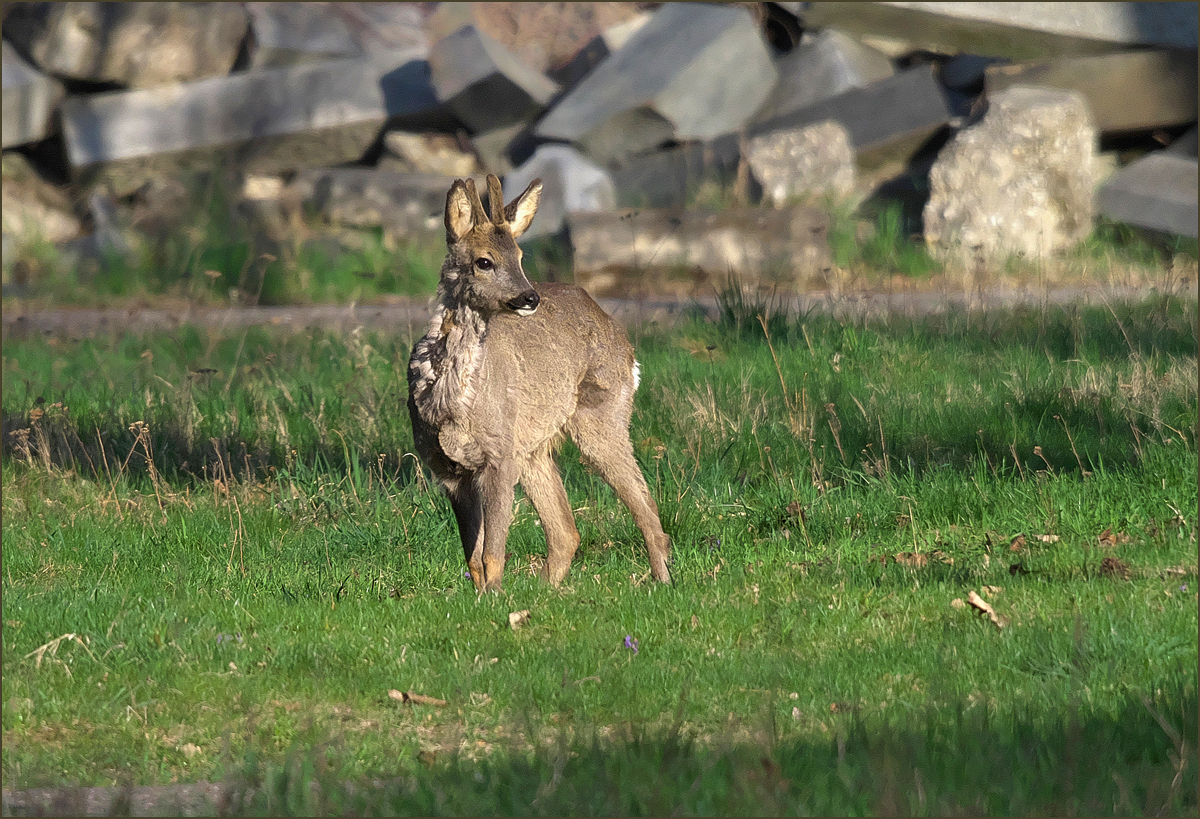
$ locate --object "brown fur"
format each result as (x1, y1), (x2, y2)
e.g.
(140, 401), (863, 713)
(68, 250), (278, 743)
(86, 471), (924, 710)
(408, 175), (671, 592)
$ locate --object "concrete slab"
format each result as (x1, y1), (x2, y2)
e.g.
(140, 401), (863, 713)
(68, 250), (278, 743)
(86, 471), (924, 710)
(802, 2), (1198, 61)
(754, 28), (895, 123)
(985, 49), (1198, 135)
(60, 49), (438, 194)
(429, 25), (558, 133)
(536, 3), (777, 166)
(567, 205), (830, 297)
(2, 41), (64, 148)
(1098, 150), (1198, 238)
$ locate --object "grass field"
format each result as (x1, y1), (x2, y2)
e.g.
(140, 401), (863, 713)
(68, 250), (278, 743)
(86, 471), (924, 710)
(2, 290), (1197, 815)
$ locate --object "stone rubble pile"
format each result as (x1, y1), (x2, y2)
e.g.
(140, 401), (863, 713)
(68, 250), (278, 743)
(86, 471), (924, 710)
(2, 1), (1196, 298)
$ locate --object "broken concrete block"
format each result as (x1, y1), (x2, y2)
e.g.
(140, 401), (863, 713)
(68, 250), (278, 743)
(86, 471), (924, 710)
(503, 145), (616, 239)
(7, 1), (249, 88)
(746, 120), (856, 206)
(547, 12), (654, 91)
(567, 206), (830, 298)
(748, 64), (954, 169)
(754, 28), (895, 123)
(536, 3), (777, 166)
(243, 2), (361, 68)
(291, 168), (484, 240)
(985, 49), (1198, 135)
(924, 85), (1097, 265)
(1098, 150), (1198, 238)
(60, 49), (437, 195)
(610, 142), (741, 209)
(802, 2), (1198, 61)
(429, 25), (559, 134)
(2, 41), (65, 148)
(379, 132), (479, 177)
(470, 123), (526, 176)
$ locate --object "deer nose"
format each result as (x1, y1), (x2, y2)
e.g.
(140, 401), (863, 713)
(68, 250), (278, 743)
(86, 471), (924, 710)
(507, 289), (540, 316)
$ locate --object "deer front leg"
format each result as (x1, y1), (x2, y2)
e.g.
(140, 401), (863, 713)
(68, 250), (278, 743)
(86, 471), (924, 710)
(480, 463), (519, 592)
(448, 482), (486, 593)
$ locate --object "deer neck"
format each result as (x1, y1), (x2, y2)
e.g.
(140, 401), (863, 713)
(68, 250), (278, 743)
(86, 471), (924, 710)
(409, 297), (489, 425)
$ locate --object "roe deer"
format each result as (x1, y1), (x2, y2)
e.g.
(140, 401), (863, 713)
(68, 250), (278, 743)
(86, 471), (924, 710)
(407, 174), (671, 593)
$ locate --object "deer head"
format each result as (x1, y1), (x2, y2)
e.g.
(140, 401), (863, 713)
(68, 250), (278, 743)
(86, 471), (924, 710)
(440, 174), (543, 317)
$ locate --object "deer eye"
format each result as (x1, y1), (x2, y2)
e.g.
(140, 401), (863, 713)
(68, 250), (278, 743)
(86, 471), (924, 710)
(475, 257), (494, 271)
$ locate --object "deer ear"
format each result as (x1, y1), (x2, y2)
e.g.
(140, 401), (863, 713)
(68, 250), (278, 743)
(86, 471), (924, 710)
(505, 178), (542, 239)
(445, 179), (476, 242)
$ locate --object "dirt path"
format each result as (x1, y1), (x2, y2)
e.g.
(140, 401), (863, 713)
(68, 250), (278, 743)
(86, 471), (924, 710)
(0, 283), (1172, 341)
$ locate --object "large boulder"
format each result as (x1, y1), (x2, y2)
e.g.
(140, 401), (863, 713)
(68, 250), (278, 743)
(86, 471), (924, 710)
(535, 3), (778, 166)
(502, 145), (616, 239)
(2, 41), (65, 148)
(745, 120), (856, 206)
(60, 48), (438, 194)
(5, 2), (249, 88)
(924, 85), (1096, 266)
(428, 24), (559, 134)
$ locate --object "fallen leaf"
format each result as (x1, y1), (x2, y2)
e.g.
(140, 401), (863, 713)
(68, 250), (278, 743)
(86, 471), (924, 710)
(690, 614), (699, 630)
(982, 585), (1003, 597)
(508, 610), (530, 631)
(388, 689), (447, 707)
(791, 706), (801, 720)
(1099, 556), (1131, 581)
(469, 692), (492, 707)
(966, 590), (1007, 628)
(179, 743), (201, 759)
(950, 598), (966, 610)
(894, 552), (928, 568)
(1008, 534), (1027, 552)
(1098, 528), (1131, 549)
(1034, 534), (1060, 544)
(930, 549), (954, 565)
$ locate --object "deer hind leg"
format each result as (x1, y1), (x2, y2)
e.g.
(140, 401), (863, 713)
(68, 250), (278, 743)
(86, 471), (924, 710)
(568, 408), (672, 584)
(520, 445), (580, 585)
(447, 480), (486, 593)
(479, 463), (520, 592)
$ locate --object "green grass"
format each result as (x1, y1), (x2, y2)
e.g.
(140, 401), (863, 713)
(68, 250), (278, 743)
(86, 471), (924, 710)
(3, 294), (1196, 815)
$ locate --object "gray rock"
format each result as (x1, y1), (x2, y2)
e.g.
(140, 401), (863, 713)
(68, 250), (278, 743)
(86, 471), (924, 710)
(746, 120), (856, 206)
(291, 168), (485, 240)
(1165, 126), (1198, 158)
(243, 2), (361, 68)
(243, 3), (429, 69)
(985, 49), (1198, 135)
(1098, 150), (1197, 238)
(802, 2), (1198, 61)
(60, 48), (437, 195)
(379, 132), (479, 177)
(429, 25), (558, 134)
(503, 145), (616, 239)
(924, 85), (1097, 265)
(610, 142), (745, 209)
(536, 3), (777, 166)
(748, 64), (954, 168)
(567, 206), (830, 297)
(8, 2), (249, 88)
(754, 29), (894, 123)
(2, 41), (64, 148)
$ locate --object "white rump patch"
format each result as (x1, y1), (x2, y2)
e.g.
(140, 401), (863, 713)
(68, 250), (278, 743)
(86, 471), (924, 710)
(632, 359), (641, 390)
